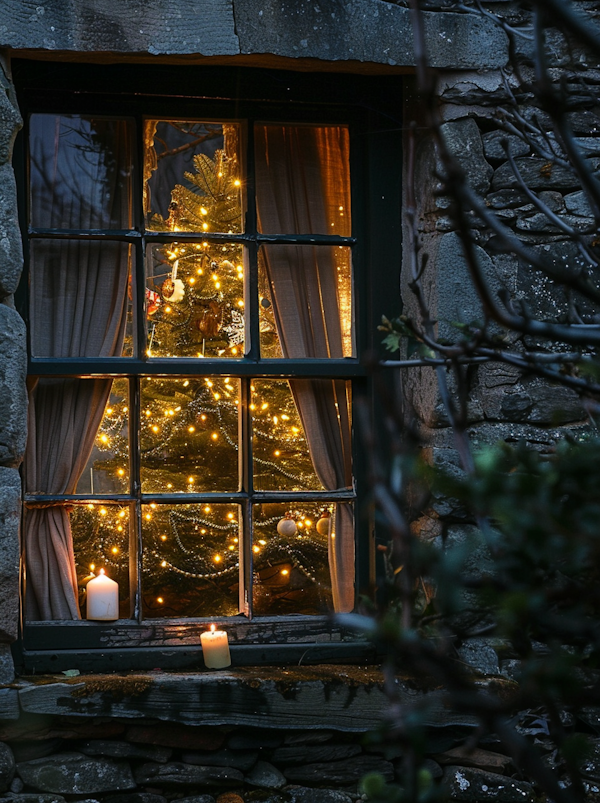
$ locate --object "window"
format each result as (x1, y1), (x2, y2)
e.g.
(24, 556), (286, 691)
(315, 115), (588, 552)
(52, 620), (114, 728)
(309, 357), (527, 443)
(15, 63), (401, 668)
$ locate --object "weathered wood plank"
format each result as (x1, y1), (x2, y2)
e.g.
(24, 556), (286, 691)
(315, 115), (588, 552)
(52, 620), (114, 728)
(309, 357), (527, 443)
(17, 642), (376, 674)
(24, 616), (361, 650)
(16, 669), (477, 732)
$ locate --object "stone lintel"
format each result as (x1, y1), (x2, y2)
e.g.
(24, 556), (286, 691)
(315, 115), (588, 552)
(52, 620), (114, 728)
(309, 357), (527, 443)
(15, 669), (477, 732)
(0, 0), (508, 71)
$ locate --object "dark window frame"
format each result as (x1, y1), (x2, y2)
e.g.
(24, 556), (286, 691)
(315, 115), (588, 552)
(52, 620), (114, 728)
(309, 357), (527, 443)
(12, 61), (402, 672)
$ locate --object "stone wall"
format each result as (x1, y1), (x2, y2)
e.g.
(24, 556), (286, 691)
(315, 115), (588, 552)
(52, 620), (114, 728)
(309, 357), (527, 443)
(401, 4), (599, 556)
(0, 52), (26, 685)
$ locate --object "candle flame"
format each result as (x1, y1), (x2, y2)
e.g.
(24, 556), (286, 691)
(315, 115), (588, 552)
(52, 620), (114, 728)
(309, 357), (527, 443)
(99, 568), (105, 576)
(210, 624), (216, 633)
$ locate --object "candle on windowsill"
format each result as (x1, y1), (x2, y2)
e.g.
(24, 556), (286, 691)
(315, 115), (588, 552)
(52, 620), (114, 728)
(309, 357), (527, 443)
(200, 624), (231, 669)
(86, 568), (119, 621)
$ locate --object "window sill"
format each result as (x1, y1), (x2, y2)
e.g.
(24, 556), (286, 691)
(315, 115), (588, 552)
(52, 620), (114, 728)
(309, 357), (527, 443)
(2, 666), (476, 732)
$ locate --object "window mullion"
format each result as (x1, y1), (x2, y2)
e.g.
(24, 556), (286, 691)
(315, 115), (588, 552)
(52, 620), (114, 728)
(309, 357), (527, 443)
(129, 376), (143, 621)
(244, 119), (260, 362)
(239, 377), (253, 617)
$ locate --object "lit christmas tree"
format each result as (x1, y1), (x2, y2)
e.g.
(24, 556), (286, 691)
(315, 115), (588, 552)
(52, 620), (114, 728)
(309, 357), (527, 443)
(73, 122), (336, 618)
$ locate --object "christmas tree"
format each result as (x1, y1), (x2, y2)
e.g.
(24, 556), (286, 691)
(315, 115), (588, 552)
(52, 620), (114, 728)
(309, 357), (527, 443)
(73, 122), (336, 618)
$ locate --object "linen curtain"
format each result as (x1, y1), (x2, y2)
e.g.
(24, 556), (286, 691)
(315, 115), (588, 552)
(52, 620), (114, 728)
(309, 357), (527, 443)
(24, 116), (130, 620)
(255, 124), (355, 612)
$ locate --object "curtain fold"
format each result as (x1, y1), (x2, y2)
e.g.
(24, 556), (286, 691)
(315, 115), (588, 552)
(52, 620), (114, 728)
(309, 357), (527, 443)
(25, 116), (130, 620)
(255, 124), (355, 612)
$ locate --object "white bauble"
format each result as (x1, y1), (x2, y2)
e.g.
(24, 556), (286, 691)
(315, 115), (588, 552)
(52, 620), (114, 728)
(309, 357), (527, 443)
(277, 516), (298, 537)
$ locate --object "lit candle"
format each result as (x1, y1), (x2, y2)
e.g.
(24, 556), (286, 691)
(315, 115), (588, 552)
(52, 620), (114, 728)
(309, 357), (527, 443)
(200, 624), (231, 669)
(86, 569), (119, 621)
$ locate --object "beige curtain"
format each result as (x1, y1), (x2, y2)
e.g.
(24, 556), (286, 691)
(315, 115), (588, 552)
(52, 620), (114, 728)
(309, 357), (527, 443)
(255, 124), (355, 612)
(24, 242), (129, 620)
(25, 116), (130, 620)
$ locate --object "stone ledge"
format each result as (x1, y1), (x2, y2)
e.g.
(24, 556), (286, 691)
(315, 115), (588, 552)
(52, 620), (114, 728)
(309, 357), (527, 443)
(10, 668), (477, 731)
(0, 0), (508, 70)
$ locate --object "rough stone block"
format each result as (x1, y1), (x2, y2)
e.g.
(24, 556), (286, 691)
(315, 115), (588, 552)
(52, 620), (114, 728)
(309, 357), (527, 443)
(1, 795), (66, 803)
(435, 231), (501, 343)
(443, 765), (534, 801)
(492, 158), (594, 192)
(127, 724), (225, 751)
(0, 164), (23, 298)
(0, 467), (20, 642)
(482, 131), (530, 161)
(0, 0), (239, 56)
(0, 642), (15, 681)
(133, 762), (243, 787)
(456, 639), (500, 676)
(441, 118), (493, 194)
(105, 795), (167, 803)
(264, 789), (353, 803)
(245, 760), (286, 789)
(564, 189), (593, 217)
(16, 753), (136, 794)
(0, 741), (15, 791)
(283, 755), (394, 785)
(234, 1), (507, 69)
(516, 212), (594, 233)
(181, 749), (257, 771)
(78, 740), (172, 764)
(0, 306), (26, 468)
(272, 744), (361, 766)
(436, 746), (511, 773)
(0, 688), (19, 720)
(0, 67), (22, 164)
(579, 738), (600, 781)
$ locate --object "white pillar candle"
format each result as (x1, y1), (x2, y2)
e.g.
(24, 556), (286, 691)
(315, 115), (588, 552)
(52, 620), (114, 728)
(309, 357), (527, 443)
(86, 569), (119, 621)
(200, 624), (231, 669)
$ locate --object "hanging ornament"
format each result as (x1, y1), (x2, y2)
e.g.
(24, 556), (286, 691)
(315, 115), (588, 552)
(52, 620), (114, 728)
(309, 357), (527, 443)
(224, 309), (245, 347)
(316, 511), (331, 536)
(146, 288), (161, 316)
(162, 278), (185, 303)
(162, 258), (185, 303)
(277, 514), (298, 537)
(196, 301), (223, 338)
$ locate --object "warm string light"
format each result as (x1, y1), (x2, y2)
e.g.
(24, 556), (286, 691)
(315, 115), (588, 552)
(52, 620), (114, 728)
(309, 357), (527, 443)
(78, 126), (349, 614)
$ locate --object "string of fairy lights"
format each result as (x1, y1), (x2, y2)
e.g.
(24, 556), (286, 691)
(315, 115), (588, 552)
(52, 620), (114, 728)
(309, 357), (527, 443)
(72, 121), (348, 616)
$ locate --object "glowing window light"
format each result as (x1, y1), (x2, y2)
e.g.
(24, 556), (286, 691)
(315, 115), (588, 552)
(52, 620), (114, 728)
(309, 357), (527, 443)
(188, 476), (195, 484)
(111, 547), (119, 554)
(253, 545), (260, 553)
(214, 554), (222, 563)
(161, 535), (167, 541)
(204, 506), (211, 513)
(157, 597), (164, 604)
(211, 433), (218, 440)
(99, 508), (107, 516)
(119, 510), (126, 518)
(188, 426), (195, 433)
(106, 408), (113, 415)
(281, 569), (289, 575)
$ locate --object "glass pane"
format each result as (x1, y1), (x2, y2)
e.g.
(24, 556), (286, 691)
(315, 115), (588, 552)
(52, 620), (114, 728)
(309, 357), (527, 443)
(259, 245), (353, 359)
(146, 242), (245, 358)
(140, 377), (239, 493)
(30, 240), (132, 358)
(141, 503), (240, 618)
(75, 380), (129, 494)
(73, 503), (130, 619)
(30, 114), (133, 229)
(253, 503), (337, 615)
(144, 120), (243, 233)
(255, 124), (350, 236)
(252, 380), (323, 492)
